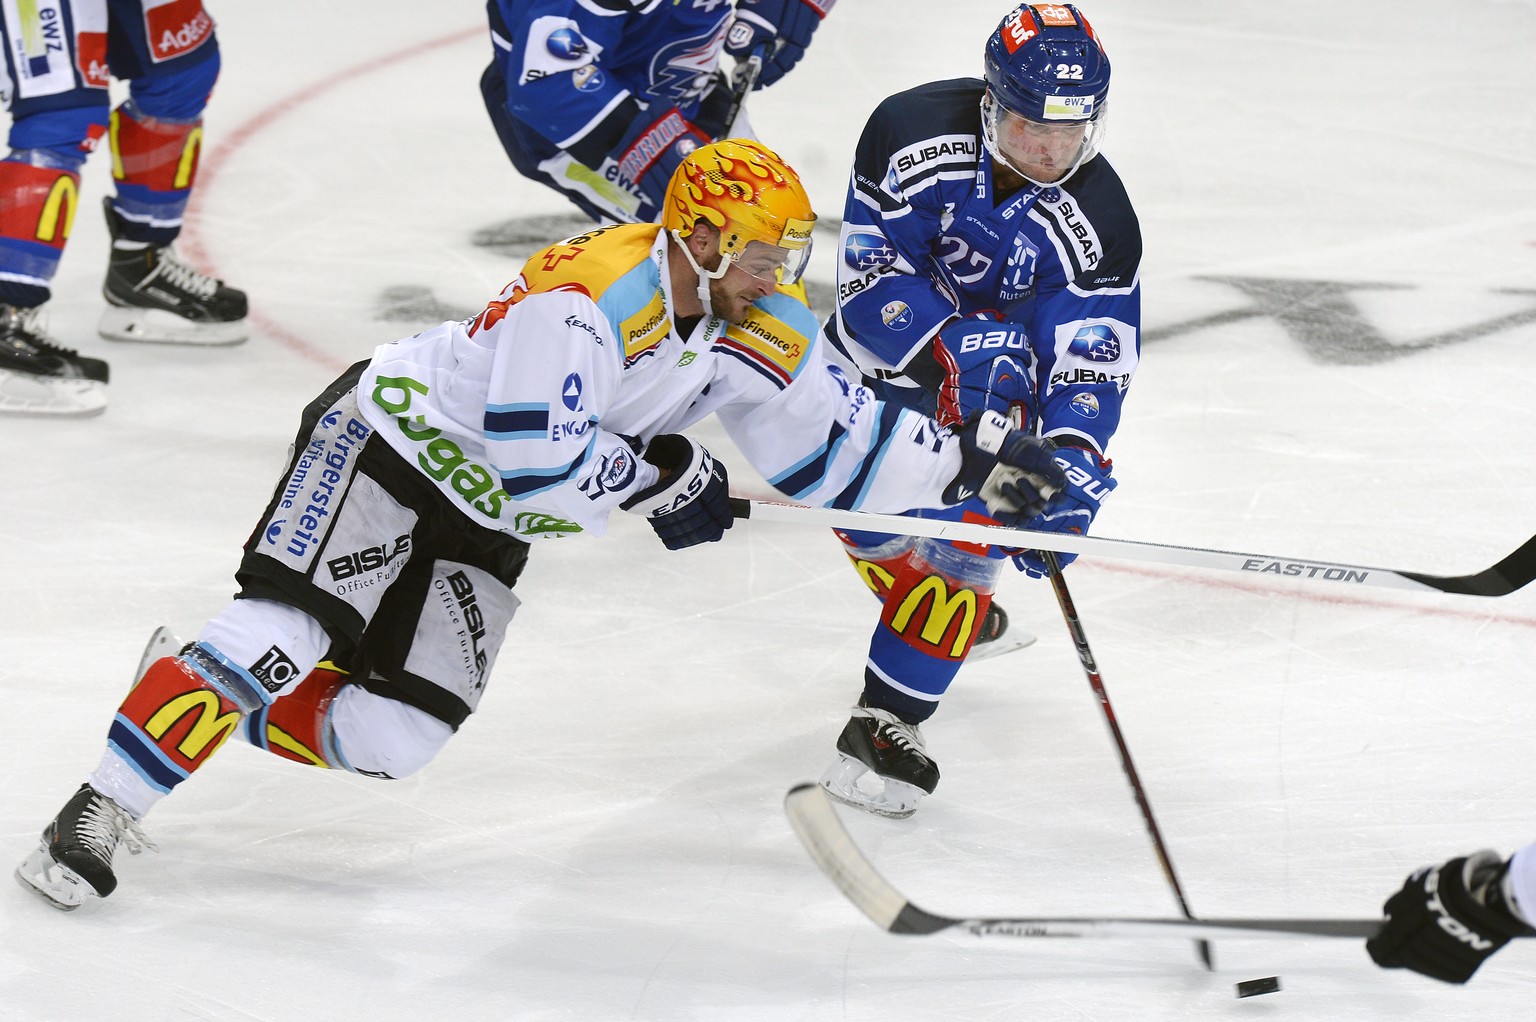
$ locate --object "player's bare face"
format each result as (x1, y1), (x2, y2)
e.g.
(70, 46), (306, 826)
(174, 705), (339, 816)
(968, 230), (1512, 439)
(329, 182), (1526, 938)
(997, 111), (1086, 183)
(711, 243), (789, 323)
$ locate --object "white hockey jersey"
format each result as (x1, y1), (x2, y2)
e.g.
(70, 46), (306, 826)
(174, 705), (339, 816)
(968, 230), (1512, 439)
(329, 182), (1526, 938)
(357, 223), (967, 541)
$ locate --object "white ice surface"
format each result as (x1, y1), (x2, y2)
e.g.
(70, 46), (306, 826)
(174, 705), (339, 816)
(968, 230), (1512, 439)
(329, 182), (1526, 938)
(3, 2), (1535, 1019)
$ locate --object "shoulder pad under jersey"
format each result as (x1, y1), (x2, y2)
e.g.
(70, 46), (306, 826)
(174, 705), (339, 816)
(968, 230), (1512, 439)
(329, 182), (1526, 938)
(1031, 157), (1142, 290)
(716, 291), (818, 387)
(858, 79), (985, 197)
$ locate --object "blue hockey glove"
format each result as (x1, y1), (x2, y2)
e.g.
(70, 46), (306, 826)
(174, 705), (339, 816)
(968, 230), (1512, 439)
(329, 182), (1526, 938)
(613, 107), (713, 210)
(1014, 446), (1116, 577)
(943, 410), (1066, 526)
(622, 434), (734, 550)
(1367, 851), (1533, 984)
(930, 313), (1038, 429)
(724, 0), (836, 88)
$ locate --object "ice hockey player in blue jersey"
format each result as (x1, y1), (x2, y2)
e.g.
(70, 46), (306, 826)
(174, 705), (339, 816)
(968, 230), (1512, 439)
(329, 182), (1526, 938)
(0, 0), (249, 417)
(817, 3), (1142, 817)
(14, 140), (1066, 911)
(480, 0), (835, 225)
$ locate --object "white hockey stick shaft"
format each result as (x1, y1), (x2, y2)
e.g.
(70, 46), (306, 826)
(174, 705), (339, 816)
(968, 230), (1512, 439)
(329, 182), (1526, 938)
(729, 498), (1536, 597)
(784, 783), (1383, 942)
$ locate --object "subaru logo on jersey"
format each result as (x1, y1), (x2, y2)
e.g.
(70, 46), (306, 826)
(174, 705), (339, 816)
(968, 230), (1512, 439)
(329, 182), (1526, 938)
(845, 233), (896, 271)
(561, 373), (583, 411)
(880, 301), (913, 330)
(546, 27), (589, 59)
(1069, 323), (1121, 362)
(1070, 392), (1101, 419)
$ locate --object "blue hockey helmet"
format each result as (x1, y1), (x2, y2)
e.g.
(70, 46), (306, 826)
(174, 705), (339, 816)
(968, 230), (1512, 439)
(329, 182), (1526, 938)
(981, 4), (1111, 185)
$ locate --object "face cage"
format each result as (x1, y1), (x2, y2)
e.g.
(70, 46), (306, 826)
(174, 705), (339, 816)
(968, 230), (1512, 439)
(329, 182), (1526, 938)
(980, 91), (1109, 188)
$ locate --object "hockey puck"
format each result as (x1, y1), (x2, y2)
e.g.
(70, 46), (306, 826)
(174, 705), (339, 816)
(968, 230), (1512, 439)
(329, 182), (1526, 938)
(1235, 976), (1281, 998)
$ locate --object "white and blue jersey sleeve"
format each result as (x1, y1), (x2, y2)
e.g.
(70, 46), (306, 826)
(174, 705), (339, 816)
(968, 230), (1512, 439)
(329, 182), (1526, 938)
(479, 289), (659, 534)
(708, 292), (962, 513)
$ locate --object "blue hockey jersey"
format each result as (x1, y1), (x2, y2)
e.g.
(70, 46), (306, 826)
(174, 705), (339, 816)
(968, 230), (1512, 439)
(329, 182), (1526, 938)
(824, 78), (1142, 457)
(486, 0), (733, 219)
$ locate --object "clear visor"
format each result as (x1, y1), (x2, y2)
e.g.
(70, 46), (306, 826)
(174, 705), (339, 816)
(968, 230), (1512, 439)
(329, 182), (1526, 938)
(981, 91), (1108, 187)
(729, 236), (813, 288)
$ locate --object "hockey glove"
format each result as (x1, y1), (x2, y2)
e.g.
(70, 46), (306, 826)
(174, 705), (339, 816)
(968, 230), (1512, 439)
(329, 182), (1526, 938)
(724, 0), (836, 89)
(613, 107), (713, 210)
(1367, 851), (1534, 984)
(622, 434), (734, 551)
(944, 409), (1065, 526)
(1013, 446), (1116, 577)
(692, 70), (735, 139)
(927, 313), (1038, 429)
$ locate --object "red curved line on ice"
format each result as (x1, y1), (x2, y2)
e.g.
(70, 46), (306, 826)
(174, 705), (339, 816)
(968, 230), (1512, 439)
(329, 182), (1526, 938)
(180, 25), (484, 373)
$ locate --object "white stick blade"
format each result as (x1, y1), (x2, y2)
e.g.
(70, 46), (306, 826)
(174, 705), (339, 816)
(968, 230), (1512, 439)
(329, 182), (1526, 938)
(784, 782), (911, 931)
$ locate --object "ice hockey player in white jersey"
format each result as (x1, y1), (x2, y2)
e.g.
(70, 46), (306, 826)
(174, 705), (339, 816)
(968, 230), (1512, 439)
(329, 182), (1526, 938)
(14, 139), (1067, 911)
(481, 0), (835, 224)
(1368, 843), (1536, 983)
(815, 3), (1142, 817)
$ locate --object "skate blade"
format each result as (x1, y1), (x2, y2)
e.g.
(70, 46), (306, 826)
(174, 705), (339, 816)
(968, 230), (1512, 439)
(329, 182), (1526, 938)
(13, 845), (93, 912)
(967, 630), (1037, 662)
(0, 371), (107, 417)
(98, 306), (248, 346)
(818, 755), (926, 819)
(133, 626), (184, 686)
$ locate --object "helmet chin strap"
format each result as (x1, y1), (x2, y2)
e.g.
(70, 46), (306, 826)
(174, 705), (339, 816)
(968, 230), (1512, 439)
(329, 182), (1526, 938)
(671, 229), (732, 318)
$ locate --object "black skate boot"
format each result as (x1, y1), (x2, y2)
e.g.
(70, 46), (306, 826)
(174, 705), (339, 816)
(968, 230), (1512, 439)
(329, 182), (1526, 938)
(0, 302), (109, 416)
(819, 701), (940, 818)
(967, 600), (1038, 661)
(98, 198), (248, 345)
(14, 783), (155, 911)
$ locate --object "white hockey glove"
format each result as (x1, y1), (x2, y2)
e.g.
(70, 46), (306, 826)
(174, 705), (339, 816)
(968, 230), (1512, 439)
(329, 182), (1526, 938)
(943, 410), (1065, 525)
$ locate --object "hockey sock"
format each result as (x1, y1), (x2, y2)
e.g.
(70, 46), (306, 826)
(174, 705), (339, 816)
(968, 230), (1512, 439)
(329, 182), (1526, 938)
(107, 102), (203, 245)
(0, 156), (83, 305)
(89, 648), (267, 819)
(835, 531), (917, 604)
(241, 665), (349, 769)
(860, 545), (1000, 723)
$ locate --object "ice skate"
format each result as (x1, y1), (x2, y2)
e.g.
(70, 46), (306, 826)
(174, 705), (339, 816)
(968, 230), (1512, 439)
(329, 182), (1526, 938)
(133, 625), (184, 687)
(966, 601), (1036, 662)
(14, 784), (156, 911)
(0, 303), (109, 416)
(97, 199), (248, 346)
(819, 703), (939, 819)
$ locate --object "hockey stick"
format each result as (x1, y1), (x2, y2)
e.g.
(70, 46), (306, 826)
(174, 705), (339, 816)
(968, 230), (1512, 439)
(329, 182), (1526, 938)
(723, 46), (767, 139)
(1042, 551), (1211, 969)
(784, 782), (1384, 942)
(727, 498), (1536, 597)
